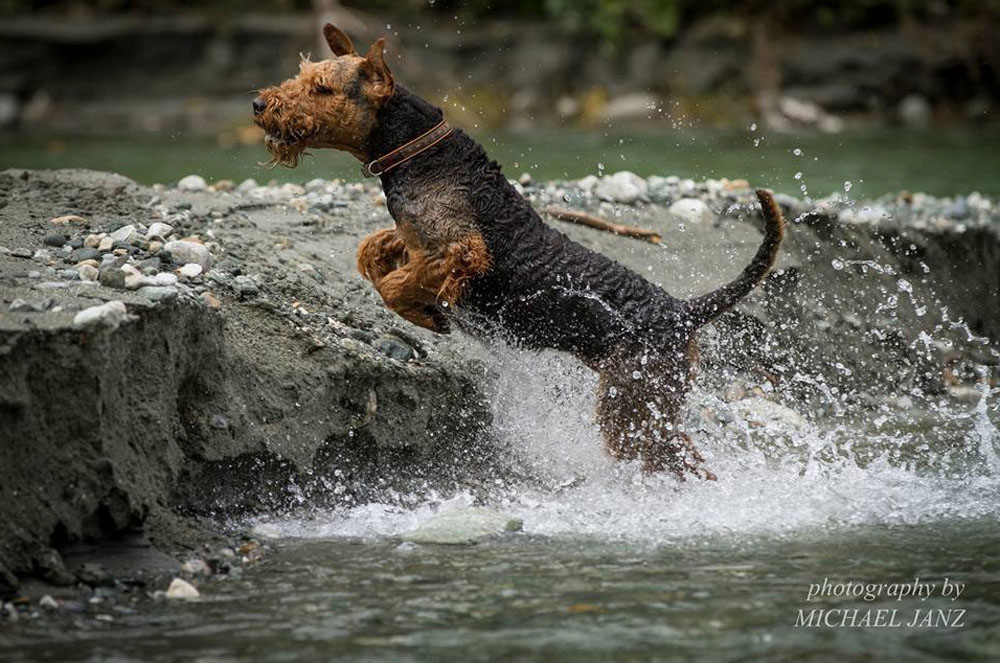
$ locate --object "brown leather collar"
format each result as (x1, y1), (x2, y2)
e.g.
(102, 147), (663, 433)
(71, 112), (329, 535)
(361, 119), (453, 178)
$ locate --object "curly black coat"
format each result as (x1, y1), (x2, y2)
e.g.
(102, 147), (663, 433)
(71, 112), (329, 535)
(366, 86), (785, 478)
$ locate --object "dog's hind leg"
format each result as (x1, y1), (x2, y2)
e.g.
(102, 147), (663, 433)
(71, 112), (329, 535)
(357, 227), (408, 288)
(595, 345), (715, 480)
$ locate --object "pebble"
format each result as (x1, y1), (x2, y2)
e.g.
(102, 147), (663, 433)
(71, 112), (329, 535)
(200, 291), (222, 309)
(98, 236), (115, 252)
(39, 595), (58, 611)
(43, 233), (68, 247)
(518, 172), (533, 186)
(146, 222), (173, 240)
(165, 577), (200, 599)
(110, 224), (138, 245)
(148, 241), (163, 254)
(98, 266), (127, 290)
(232, 275), (259, 299)
(135, 285), (178, 303)
(163, 240), (212, 269)
(72, 300), (127, 330)
(121, 263), (145, 289)
(374, 335), (415, 361)
(178, 263), (203, 279)
(150, 272), (179, 286)
(77, 264), (99, 281)
(668, 198), (714, 225)
(9, 297), (53, 312)
(84, 234), (101, 248)
(59, 268), (80, 280)
(10, 247), (32, 258)
(181, 559), (210, 575)
(177, 174), (207, 192)
(70, 247), (102, 263)
(236, 178), (258, 193)
(594, 171), (647, 204)
(49, 214), (87, 226)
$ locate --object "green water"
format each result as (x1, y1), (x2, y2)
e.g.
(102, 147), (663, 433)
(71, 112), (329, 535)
(2, 523), (998, 662)
(2, 128), (998, 198)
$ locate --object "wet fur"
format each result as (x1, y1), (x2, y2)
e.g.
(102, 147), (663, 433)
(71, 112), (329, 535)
(254, 26), (786, 479)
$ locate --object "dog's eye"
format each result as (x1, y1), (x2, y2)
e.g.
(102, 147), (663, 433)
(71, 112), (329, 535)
(314, 85), (334, 95)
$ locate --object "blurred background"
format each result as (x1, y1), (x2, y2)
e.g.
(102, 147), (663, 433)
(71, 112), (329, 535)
(0, 0), (998, 197)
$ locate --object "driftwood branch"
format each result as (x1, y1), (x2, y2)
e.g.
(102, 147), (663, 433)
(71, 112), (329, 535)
(543, 206), (662, 245)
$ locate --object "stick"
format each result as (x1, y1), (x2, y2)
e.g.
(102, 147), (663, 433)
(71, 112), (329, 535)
(543, 206), (662, 245)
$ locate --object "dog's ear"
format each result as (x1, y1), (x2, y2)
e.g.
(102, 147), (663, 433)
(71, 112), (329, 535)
(362, 37), (395, 105)
(323, 23), (356, 56)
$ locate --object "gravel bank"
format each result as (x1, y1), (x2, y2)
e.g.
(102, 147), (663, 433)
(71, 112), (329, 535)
(1, 167), (997, 597)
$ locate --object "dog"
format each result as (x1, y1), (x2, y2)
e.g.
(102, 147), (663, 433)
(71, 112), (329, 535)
(252, 25), (785, 480)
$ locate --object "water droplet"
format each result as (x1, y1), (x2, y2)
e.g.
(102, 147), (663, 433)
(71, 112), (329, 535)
(631, 370), (642, 380)
(831, 259), (844, 270)
(794, 172), (803, 180)
(844, 181), (853, 192)
(750, 122), (757, 131)
(793, 148), (803, 156)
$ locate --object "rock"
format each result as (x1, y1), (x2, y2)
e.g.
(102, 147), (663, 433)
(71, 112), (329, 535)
(49, 214), (87, 226)
(121, 264), (145, 289)
(9, 298), (53, 313)
(146, 222), (173, 240)
(2, 602), (18, 622)
(83, 234), (100, 248)
(110, 224), (138, 245)
(148, 241), (163, 254)
(200, 291), (222, 309)
(180, 558), (210, 575)
(165, 577), (200, 599)
(10, 247), (32, 259)
(668, 198), (714, 225)
(943, 198), (970, 220)
(76, 562), (115, 588)
(135, 286), (178, 303)
(374, 335), (415, 361)
(151, 272), (179, 286)
(163, 240), (211, 269)
(178, 263), (203, 279)
(403, 507), (523, 545)
(99, 266), (127, 290)
(77, 264), (99, 281)
(72, 300), (127, 330)
(39, 595), (58, 611)
(899, 94), (932, 129)
(236, 178), (258, 193)
(70, 247), (102, 263)
(232, 275), (259, 299)
(177, 175), (207, 192)
(32, 248), (51, 262)
(98, 236), (115, 252)
(595, 171), (647, 205)
(213, 179), (235, 192)
(43, 233), (68, 247)
(518, 172), (533, 186)
(59, 268), (80, 280)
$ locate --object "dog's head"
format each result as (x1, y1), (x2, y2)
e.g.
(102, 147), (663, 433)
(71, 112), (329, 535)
(252, 24), (394, 167)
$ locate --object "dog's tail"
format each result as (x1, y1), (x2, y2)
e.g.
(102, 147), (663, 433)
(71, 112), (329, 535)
(682, 189), (785, 328)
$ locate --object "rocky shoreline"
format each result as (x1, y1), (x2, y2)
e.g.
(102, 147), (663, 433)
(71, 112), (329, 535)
(1, 167), (998, 613)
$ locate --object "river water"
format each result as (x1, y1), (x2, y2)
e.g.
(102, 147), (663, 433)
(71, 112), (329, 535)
(3, 344), (999, 662)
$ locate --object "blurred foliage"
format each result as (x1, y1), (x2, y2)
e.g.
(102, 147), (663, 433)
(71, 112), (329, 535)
(2, 0), (998, 48)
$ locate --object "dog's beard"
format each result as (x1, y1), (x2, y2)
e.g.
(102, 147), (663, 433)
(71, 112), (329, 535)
(263, 133), (308, 168)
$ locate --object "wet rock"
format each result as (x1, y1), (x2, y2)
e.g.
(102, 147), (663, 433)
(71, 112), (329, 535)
(76, 562), (115, 588)
(668, 198), (714, 225)
(98, 266), (127, 290)
(180, 558), (210, 576)
(943, 198), (970, 220)
(43, 233), (68, 247)
(163, 240), (212, 270)
(402, 507), (523, 545)
(135, 285), (178, 303)
(177, 174), (207, 192)
(165, 577), (200, 599)
(72, 300), (128, 330)
(595, 171), (647, 205)
(39, 595), (58, 611)
(374, 335), (415, 361)
(232, 275), (259, 299)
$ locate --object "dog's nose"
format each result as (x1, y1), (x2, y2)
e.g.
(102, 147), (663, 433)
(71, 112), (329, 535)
(252, 97), (266, 115)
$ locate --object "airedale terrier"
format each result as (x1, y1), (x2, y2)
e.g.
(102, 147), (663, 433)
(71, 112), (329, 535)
(253, 25), (785, 480)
